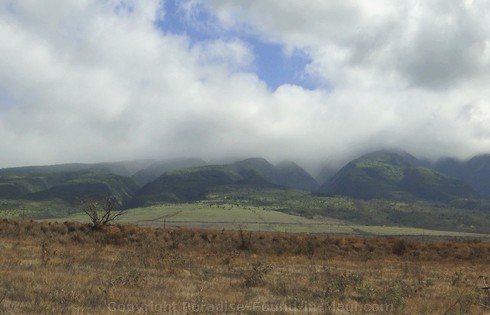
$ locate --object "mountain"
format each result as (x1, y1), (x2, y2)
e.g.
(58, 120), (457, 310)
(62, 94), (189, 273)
(128, 158), (319, 206)
(131, 158), (207, 186)
(128, 165), (277, 206)
(317, 151), (479, 202)
(0, 157), (318, 208)
(275, 160), (319, 191)
(316, 165), (338, 186)
(2, 151), (487, 211)
(233, 158), (319, 191)
(0, 159), (158, 178)
(32, 171), (139, 203)
(0, 170), (139, 203)
(434, 155), (490, 198)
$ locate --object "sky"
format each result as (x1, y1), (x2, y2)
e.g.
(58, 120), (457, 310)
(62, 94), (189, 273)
(1, 0), (490, 172)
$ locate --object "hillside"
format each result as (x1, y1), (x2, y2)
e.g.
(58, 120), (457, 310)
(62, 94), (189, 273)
(0, 170), (139, 204)
(0, 159), (162, 178)
(131, 158), (207, 186)
(128, 158), (319, 207)
(434, 154), (490, 198)
(317, 151), (479, 202)
(1, 153), (490, 233)
(128, 165), (279, 206)
(233, 158), (319, 191)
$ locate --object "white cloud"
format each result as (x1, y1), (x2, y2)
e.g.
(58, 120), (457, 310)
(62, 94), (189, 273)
(0, 0), (489, 173)
(192, 38), (255, 71)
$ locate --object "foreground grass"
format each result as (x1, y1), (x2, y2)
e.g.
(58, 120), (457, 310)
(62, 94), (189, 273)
(1, 219), (490, 314)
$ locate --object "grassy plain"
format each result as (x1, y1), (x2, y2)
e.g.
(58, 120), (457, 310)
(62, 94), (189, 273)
(58, 202), (490, 238)
(0, 219), (490, 314)
(2, 185), (490, 235)
(0, 199), (71, 219)
(205, 187), (490, 234)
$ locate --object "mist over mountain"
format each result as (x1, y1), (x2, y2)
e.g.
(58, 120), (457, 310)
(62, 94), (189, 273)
(232, 158), (319, 191)
(132, 158), (208, 186)
(434, 155), (490, 198)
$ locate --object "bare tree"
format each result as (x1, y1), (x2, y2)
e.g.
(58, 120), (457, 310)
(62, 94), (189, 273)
(80, 196), (124, 229)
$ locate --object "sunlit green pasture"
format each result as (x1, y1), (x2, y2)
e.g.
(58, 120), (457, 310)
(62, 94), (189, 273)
(58, 202), (490, 238)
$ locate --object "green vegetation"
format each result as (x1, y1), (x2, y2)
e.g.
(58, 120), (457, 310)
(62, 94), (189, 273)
(128, 167), (274, 207)
(131, 157), (207, 186)
(0, 170), (138, 204)
(56, 200), (490, 238)
(1, 152), (490, 238)
(233, 158), (319, 191)
(318, 151), (479, 202)
(200, 186), (490, 234)
(0, 199), (71, 219)
(130, 158), (318, 207)
(435, 154), (490, 197)
(3, 175), (490, 236)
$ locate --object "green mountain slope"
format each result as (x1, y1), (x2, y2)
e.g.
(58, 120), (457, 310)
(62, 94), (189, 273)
(131, 158), (207, 186)
(233, 158), (319, 191)
(0, 160), (158, 178)
(434, 155), (490, 198)
(0, 170), (139, 203)
(317, 151), (479, 202)
(33, 172), (139, 203)
(128, 157), (319, 207)
(128, 165), (278, 206)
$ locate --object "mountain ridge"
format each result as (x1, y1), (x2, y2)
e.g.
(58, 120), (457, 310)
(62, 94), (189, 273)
(434, 154), (490, 198)
(316, 151), (480, 202)
(1, 150), (489, 209)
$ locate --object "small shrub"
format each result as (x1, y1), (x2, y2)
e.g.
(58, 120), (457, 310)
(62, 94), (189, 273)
(321, 267), (363, 302)
(237, 228), (253, 251)
(392, 239), (407, 256)
(243, 261), (272, 287)
(379, 287), (404, 309)
(40, 240), (52, 267)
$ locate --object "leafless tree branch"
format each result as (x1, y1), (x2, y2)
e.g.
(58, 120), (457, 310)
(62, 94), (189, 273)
(81, 196), (124, 229)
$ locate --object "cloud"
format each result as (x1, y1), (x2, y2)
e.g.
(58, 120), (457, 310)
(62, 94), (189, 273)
(192, 1), (490, 157)
(0, 0), (490, 173)
(192, 38), (255, 71)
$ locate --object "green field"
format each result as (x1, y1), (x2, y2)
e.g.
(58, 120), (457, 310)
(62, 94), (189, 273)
(58, 202), (490, 238)
(0, 199), (73, 219)
(3, 183), (490, 238)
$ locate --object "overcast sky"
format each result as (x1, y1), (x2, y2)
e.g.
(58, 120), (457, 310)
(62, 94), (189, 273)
(1, 0), (490, 171)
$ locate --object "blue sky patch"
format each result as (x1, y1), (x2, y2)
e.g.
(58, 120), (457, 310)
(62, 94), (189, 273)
(251, 41), (316, 90)
(155, 0), (316, 91)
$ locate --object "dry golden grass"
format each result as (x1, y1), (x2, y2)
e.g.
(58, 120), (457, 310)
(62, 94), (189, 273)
(0, 218), (489, 314)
